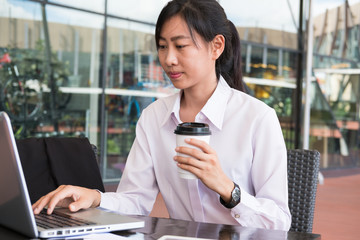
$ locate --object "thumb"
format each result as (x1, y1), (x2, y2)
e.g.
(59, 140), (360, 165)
(69, 200), (85, 212)
(68, 196), (86, 212)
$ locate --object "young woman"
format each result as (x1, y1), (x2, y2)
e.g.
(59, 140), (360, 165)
(33, 0), (291, 230)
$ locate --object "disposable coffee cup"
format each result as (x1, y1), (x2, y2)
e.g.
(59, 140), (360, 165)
(174, 122), (211, 179)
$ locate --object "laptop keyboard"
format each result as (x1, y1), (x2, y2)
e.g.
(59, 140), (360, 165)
(35, 210), (95, 229)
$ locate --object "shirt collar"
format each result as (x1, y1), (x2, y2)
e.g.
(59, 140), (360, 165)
(201, 76), (231, 131)
(161, 76), (232, 131)
(160, 93), (180, 127)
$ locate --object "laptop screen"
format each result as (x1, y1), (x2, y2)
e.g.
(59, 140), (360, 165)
(0, 112), (38, 237)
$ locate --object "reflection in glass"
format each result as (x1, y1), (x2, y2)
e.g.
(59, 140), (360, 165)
(1, 0), (301, 177)
(0, 1), (105, 151)
(311, 0), (360, 168)
(4, 0), (359, 176)
(223, 0), (299, 47)
(48, 0), (105, 14)
(103, 17), (175, 181)
(107, 0), (165, 24)
(0, 0), (44, 138)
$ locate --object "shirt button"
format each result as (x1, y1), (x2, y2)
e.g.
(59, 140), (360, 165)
(235, 214), (240, 218)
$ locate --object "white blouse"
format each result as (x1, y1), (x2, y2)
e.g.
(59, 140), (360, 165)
(100, 77), (291, 231)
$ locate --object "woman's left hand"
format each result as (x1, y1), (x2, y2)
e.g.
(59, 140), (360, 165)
(174, 138), (234, 202)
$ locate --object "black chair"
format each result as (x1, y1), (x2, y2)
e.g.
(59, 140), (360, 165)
(16, 137), (105, 204)
(287, 149), (320, 233)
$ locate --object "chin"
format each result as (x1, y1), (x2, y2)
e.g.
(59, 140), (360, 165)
(171, 83), (188, 90)
(169, 80), (183, 88)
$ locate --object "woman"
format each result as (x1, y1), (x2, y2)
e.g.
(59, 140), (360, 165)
(33, 0), (291, 230)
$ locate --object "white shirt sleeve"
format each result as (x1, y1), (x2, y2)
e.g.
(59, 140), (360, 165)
(228, 109), (291, 230)
(100, 113), (159, 216)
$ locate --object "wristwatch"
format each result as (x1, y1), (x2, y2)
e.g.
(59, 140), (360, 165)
(220, 182), (241, 209)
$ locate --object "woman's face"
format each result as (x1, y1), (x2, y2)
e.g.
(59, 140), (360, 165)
(157, 15), (217, 91)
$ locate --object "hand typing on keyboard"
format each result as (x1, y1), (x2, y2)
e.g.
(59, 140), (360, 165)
(32, 185), (101, 215)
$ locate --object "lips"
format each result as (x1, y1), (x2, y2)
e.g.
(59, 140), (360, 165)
(169, 72), (182, 79)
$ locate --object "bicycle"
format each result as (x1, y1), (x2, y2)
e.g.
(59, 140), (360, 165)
(0, 48), (43, 123)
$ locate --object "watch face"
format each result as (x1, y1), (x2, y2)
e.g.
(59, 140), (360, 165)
(232, 186), (241, 202)
(220, 183), (241, 208)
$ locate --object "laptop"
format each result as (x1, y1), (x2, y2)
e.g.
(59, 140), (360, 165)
(0, 111), (145, 238)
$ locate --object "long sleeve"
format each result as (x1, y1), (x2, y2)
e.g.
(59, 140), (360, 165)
(100, 114), (159, 216)
(228, 109), (291, 230)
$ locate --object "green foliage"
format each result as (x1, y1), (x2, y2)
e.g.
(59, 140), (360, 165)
(1, 40), (70, 87)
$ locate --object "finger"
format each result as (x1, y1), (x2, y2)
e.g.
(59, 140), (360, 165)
(32, 196), (42, 211)
(32, 186), (65, 214)
(68, 197), (90, 212)
(176, 159), (203, 178)
(32, 196), (46, 214)
(174, 155), (205, 170)
(68, 189), (100, 212)
(175, 146), (207, 161)
(46, 186), (78, 214)
(185, 138), (215, 154)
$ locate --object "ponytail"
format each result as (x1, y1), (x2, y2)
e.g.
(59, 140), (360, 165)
(217, 20), (246, 92)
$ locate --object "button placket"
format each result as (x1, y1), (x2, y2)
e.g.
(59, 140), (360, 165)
(187, 180), (204, 222)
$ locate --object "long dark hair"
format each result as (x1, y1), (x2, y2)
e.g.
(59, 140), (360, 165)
(155, 0), (246, 92)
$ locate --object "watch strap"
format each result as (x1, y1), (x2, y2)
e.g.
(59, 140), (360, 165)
(220, 182), (241, 209)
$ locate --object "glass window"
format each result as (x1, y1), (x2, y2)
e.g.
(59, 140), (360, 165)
(107, 0), (165, 23)
(1, 0), (43, 136)
(312, 0), (360, 169)
(0, 0), (304, 175)
(0, 1), (105, 155)
(48, 0), (105, 13)
(103, 17), (175, 181)
(8, 0), (360, 176)
(221, 0), (301, 151)
(223, 0), (299, 48)
(41, 7), (105, 176)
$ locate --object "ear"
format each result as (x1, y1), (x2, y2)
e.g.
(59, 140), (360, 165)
(211, 34), (225, 60)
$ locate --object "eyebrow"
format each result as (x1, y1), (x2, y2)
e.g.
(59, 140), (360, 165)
(159, 35), (191, 42)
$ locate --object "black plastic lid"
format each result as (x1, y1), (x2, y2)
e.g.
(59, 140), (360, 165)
(174, 122), (211, 136)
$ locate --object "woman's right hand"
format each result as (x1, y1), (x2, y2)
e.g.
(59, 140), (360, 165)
(32, 185), (101, 215)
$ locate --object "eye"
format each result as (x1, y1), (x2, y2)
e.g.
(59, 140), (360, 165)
(158, 44), (167, 50)
(176, 45), (186, 49)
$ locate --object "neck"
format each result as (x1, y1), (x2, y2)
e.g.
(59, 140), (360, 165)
(179, 77), (218, 122)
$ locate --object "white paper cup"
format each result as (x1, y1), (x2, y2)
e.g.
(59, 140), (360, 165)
(174, 122), (211, 179)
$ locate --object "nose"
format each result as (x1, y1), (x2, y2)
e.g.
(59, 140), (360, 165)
(164, 47), (178, 66)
